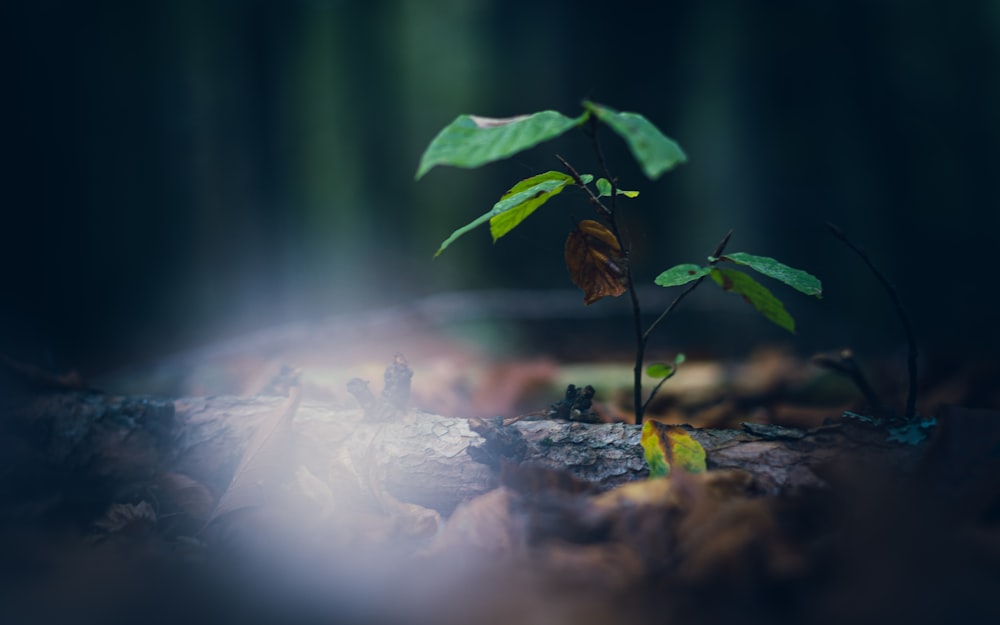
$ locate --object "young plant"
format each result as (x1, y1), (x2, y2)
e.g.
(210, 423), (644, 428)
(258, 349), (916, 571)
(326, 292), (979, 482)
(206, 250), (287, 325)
(417, 102), (822, 424)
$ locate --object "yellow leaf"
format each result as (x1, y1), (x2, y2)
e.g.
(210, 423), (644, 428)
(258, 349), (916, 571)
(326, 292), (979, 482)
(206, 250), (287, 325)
(641, 421), (707, 478)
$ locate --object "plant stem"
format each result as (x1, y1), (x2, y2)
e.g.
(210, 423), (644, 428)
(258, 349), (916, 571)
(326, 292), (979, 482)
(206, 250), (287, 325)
(643, 230), (733, 342)
(826, 222), (918, 421)
(582, 122), (655, 425)
(631, 288), (645, 424)
(558, 149), (646, 422)
(638, 230), (733, 417)
(555, 154), (610, 218)
(559, 146), (735, 424)
(812, 349), (890, 418)
(642, 372), (673, 416)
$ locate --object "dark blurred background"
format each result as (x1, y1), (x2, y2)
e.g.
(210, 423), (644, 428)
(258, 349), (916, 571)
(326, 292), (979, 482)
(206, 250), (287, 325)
(3, 0), (998, 375)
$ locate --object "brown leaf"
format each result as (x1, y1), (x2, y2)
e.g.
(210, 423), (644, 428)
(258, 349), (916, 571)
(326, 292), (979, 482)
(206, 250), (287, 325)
(89, 501), (157, 542)
(500, 462), (594, 497)
(294, 465), (337, 515)
(536, 541), (646, 591)
(565, 219), (628, 305)
(420, 487), (520, 558)
(155, 472), (216, 524)
(673, 478), (807, 583)
(209, 387), (301, 522)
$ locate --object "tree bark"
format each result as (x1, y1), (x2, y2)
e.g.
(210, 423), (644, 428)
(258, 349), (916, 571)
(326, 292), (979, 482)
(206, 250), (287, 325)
(3, 389), (924, 523)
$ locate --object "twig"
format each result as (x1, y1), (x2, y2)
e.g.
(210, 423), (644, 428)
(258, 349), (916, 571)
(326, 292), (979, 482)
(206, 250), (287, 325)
(555, 154), (610, 219)
(643, 230), (732, 343)
(642, 374), (673, 416)
(558, 142), (733, 425)
(639, 230), (733, 417)
(812, 349), (890, 418)
(557, 151), (647, 424)
(580, 123), (650, 424)
(826, 222), (918, 421)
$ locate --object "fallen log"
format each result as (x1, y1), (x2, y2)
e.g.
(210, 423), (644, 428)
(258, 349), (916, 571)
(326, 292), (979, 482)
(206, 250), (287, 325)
(4, 361), (997, 625)
(3, 387), (925, 529)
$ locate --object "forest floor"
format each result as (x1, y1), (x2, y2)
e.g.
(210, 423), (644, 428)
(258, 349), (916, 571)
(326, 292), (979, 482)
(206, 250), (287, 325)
(2, 298), (999, 625)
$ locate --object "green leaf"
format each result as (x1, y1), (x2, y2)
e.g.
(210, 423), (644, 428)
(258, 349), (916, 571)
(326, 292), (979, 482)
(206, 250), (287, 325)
(711, 252), (822, 298)
(645, 363), (673, 378)
(641, 421), (707, 478)
(654, 264), (712, 288)
(710, 268), (796, 333)
(584, 101), (687, 180)
(646, 353), (685, 379)
(596, 178), (639, 198)
(490, 172), (586, 241)
(416, 110), (588, 179)
(434, 171), (582, 257)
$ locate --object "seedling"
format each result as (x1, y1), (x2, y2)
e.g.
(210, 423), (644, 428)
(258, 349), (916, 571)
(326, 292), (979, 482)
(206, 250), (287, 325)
(825, 222), (918, 422)
(813, 222), (926, 443)
(417, 102), (822, 424)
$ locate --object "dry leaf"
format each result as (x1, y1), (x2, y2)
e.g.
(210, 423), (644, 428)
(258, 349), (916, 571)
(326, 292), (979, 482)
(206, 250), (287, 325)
(674, 477), (806, 582)
(565, 219), (628, 305)
(421, 487), (521, 558)
(209, 387), (301, 523)
(154, 472), (216, 525)
(89, 501), (157, 542)
(365, 432), (442, 541)
(294, 465), (337, 515)
(536, 540), (646, 591)
(500, 462), (594, 497)
(641, 421), (707, 478)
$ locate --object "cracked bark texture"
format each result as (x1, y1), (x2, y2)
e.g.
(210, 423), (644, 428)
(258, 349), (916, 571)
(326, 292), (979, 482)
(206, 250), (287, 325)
(4, 390), (924, 521)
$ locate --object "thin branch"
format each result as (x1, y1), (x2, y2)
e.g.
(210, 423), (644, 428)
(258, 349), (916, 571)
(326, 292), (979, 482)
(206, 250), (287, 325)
(642, 280), (700, 345)
(580, 119), (631, 260)
(812, 349), (890, 418)
(629, 282), (645, 424)
(555, 154), (611, 219)
(642, 230), (733, 343)
(826, 222), (918, 421)
(641, 373), (673, 416)
(586, 115), (615, 200)
(708, 230), (735, 263)
(581, 121), (652, 424)
(585, 117), (604, 168)
(557, 150), (647, 425)
(637, 230), (734, 418)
